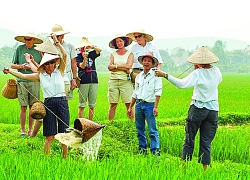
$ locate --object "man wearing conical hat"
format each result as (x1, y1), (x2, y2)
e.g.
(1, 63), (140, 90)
(126, 29), (163, 81)
(155, 46), (222, 171)
(11, 31), (43, 136)
(48, 24), (77, 100)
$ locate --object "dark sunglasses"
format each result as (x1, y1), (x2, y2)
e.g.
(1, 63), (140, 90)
(24, 38), (33, 41)
(134, 34), (143, 39)
(44, 60), (56, 65)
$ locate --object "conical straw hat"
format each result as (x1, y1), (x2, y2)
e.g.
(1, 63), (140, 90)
(37, 53), (60, 72)
(76, 37), (94, 49)
(1, 79), (17, 99)
(48, 24), (70, 36)
(126, 29), (154, 42)
(74, 118), (105, 143)
(187, 46), (219, 64)
(35, 40), (60, 55)
(30, 101), (46, 119)
(14, 32), (43, 44)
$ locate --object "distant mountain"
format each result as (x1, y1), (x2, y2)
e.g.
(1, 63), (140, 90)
(0, 28), (17, 47)
(1, 28), (249, 51)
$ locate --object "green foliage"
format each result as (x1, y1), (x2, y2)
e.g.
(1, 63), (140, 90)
(0, 121), (249, 179)
(219, 113), (250, 125)
(98, 120), (138, 158)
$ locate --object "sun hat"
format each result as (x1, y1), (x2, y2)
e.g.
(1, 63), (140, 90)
(138, 51), (158, 68)
(187, 46), (220, 64)
(35, 39), (60, 55)
(109, 34), (132, 49)
(126, 29), (154, 42)
(37, 53), (60, 71)
(48, 24), (70, 36)
(76, 37), (94, 49)
(14, 32), (43, 44)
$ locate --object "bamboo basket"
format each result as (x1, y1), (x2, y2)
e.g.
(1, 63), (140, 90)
(30, 101), (46, 119)
(1, 79), (17, 99)
(74, 118), (105, 143)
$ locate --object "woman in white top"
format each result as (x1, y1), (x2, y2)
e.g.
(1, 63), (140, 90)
(3, 34), (69, 159)
(155, 46), (222, 171)
(107, 34), (134, 121)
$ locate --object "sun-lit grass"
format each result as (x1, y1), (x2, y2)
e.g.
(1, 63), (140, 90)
(0, 73), (250, 179)
(1, 72), (250, 124)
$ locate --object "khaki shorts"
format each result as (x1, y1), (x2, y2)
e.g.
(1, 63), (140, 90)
(78, 83), (98, 108)
(17, 82), (40, 106)
(108, 79), (134, 103)
(66, 89), (73, 100)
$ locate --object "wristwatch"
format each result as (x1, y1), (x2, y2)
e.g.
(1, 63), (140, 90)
(164, 73), (168, 79)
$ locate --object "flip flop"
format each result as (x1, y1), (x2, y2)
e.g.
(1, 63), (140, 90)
(20, 133), (26, 137)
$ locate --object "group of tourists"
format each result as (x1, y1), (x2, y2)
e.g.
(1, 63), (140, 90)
(3, 24), (222, 171)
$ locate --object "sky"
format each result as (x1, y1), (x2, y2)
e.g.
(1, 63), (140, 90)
(1, 0), (250, 42)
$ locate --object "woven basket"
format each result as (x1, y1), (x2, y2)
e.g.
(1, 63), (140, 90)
(74, 118), (105, 143)
(30, 101), (46, 119)
(1, 79), (17, 99)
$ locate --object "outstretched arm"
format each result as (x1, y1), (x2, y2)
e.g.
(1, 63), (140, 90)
(3, 67), (40, 82)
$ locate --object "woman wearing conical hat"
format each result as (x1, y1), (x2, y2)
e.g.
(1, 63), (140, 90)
(75, 37), (102, 120)
(3, 34), (70, 159)
(26, 39), (61, 137)
(155, 46), (222, 171)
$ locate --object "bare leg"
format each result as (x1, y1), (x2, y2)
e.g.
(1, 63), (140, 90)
(108, 103), (117, 121)
(28, 105), (34, 136)
(88, 108), (94, 120)
(31, 120), (43, 137)
(125, 103), (134, 121)
(44, 135), (54, 155)
(20, 106), (27, 135)
(203, 164), (208, 172)
(61, 143), (68, 159)
(78, 107), (84, 118)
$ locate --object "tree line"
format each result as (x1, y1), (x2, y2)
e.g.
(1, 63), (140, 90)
(1, 40), (250, 73)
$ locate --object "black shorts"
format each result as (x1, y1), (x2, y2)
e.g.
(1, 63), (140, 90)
(43, 97), (69, 136)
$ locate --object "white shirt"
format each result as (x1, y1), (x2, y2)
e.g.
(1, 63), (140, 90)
(130, 42), (163, 69)
(39, 68), (66, 98)
(132, 69), (162, 102)
(168, 66), (222, 110)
